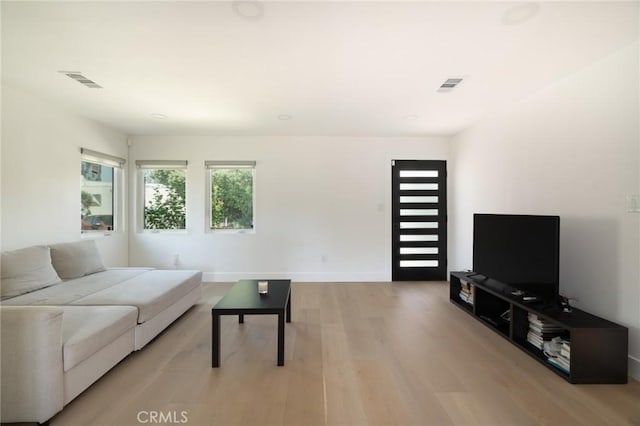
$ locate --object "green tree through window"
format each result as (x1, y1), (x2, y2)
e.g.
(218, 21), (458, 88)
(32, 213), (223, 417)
(144, 169), (186, 230)
(211, 168), (254, 229)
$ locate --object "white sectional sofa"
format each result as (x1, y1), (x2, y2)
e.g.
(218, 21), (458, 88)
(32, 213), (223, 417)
(0, 240), (202, 424)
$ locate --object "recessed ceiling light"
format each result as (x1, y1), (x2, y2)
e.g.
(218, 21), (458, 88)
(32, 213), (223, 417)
(277, 114), (292, 120)
(502, 3), (539, 26)
(151, 113), (167, 120)
(404, 114), (419, 121)
(232, 1), (264, 20)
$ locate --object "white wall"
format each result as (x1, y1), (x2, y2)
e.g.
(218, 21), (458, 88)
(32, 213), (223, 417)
(1, 84), (129, 266)
(128, 136), (449, 282)
(450, 43), (640, 378)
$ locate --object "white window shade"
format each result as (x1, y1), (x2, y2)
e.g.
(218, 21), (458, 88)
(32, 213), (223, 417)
(135, 160), (188, 169)
(205, 161), (256, 169)
(81, 148), (126, 168)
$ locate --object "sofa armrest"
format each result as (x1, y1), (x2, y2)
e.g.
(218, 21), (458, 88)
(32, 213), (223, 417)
(1, 306), (65, 424)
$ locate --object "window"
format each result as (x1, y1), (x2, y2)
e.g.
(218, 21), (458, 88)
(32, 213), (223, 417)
(206, 161), (255, 231)
(136, 161), (187, 230)
(81, 148), (125, 233)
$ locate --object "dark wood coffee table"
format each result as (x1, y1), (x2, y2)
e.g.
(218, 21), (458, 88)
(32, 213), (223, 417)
(211, 279), (291, 367)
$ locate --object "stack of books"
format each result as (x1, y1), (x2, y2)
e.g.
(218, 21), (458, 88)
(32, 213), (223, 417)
(547, 340), (571, 374)
(459, 280), (474, 305)
(526, 313), (564, 349)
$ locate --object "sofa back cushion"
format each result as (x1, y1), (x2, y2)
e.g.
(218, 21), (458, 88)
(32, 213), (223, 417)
(1, 246), (62, 299)
(50, 240), (106, 280)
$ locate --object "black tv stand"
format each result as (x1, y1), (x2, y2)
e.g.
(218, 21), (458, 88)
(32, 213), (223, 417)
(450, 271), (628, 384)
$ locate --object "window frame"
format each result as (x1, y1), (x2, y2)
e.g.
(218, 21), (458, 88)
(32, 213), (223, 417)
(136, 160), (188, 233)
(80, 148), (125, 237)
(205, 161), (256, 234)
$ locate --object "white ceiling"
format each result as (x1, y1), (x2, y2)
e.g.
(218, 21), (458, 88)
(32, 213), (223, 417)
(2, 1), (638, 137)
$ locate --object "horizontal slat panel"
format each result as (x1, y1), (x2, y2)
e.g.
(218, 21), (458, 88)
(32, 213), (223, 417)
(399, 170), (438, 178)
(400, 222), (438, 229)
(400, 234), (438, 242)
(399, 260), (438, 268)
(400, 196), (439, 204)
(400, 183), (438, 191)
(400, 247), (438, 255)
(400, 209), (438, 216)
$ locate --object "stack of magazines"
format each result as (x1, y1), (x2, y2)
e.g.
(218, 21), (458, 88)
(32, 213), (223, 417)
(459, 280), (474, 305)
(546, 340), (571, 374)
(526, 313), (564, 349)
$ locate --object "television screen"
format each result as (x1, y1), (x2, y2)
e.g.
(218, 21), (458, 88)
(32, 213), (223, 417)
(473, 214), (559, 299)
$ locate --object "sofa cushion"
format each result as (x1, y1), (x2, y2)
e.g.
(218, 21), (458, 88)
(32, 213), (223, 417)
(61, 305), (137, 372)
(50, 240), (106, 279)
(70, 270), (202, 323)
(1, 246), (62, 300)
(1, 268), (153, 306)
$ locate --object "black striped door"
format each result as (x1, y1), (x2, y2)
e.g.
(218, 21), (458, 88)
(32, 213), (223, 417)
(392, 160), (447, 281)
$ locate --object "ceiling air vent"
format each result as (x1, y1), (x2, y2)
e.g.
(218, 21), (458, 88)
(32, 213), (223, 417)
(437, 77), (463, 92)
(59, 71), (103, 88)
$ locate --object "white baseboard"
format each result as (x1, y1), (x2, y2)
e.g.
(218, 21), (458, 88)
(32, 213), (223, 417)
(629, 355), (640, 381)
(202, 271), (389, 283)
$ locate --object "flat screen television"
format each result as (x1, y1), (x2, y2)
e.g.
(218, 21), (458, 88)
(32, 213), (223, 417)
(473, 213), (560, 302)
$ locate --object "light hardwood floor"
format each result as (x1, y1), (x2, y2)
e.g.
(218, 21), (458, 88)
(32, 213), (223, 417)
(49, 282), (640, 426)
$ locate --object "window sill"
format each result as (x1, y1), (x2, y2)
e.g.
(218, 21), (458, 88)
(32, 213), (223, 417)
(81, 230), (116, 239)
(207, 229), (255, 235)
(139, 229), (189, 235)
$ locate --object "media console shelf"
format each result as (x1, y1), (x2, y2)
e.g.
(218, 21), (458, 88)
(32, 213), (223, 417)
(450, 271), (628, 384)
